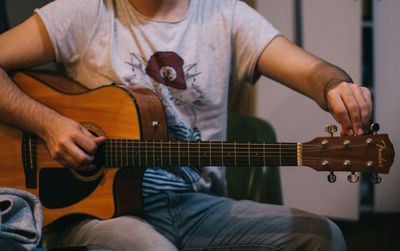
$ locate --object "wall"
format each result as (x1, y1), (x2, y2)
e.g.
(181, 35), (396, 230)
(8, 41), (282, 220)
(374, 0), (400, 212)
(255, 0), (362, 220)
(5, 0), (51, 28)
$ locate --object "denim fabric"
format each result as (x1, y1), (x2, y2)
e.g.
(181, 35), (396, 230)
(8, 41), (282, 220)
(140, 191), (346, 251)
(46, 191), (346, 251)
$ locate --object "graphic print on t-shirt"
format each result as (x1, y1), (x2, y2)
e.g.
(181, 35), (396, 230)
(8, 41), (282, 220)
(146, 51), (187, 90)
(125, 51), (203, 141)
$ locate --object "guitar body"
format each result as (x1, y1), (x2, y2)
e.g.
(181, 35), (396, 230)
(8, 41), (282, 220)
(0, 71), (167, 226)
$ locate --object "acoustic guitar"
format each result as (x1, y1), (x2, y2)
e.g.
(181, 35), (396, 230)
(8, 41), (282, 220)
(0, 71), (395, 226)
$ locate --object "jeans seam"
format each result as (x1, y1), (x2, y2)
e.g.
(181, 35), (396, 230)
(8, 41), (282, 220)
(166, 190), (183, 248)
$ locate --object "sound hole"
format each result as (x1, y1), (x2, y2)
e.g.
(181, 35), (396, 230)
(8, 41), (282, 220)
(39, 168), (102, 209)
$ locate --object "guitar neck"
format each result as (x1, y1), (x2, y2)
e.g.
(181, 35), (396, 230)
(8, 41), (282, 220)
(96, 140), (300, 168)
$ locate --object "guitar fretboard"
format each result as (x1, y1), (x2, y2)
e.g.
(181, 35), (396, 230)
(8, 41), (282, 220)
(96, 140), (300, 168)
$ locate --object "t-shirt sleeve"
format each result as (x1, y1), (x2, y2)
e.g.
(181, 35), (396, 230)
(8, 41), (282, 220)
(231, 1), (282, 85)
(35, 0), (101, 65)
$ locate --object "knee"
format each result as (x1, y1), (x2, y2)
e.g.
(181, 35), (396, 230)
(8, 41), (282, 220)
(288, 210), (346, 251)
(71, 216), (178, 251)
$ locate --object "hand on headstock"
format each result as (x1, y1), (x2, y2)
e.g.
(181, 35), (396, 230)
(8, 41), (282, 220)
(303, 123), (394, 184)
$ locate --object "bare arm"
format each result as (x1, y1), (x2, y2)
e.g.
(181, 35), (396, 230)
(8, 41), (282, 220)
(0, 14), (104, 170)
(257, 36), (372, 136)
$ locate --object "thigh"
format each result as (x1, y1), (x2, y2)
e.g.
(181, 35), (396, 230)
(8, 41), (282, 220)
(142, 192), (346, 251)
(43, 215), (178, 251)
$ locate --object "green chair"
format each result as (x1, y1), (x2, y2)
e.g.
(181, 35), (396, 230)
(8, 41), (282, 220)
(226, 113), (282, 205)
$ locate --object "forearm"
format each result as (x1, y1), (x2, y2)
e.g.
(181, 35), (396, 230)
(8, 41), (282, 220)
(307, 60), (353, 111)
(0, 67), (62, 139)
(257, 36), (371, 135)
(257, 36), (354, 111)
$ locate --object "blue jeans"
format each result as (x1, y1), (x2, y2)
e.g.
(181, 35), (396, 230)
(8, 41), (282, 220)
(47, 191), (346, 251)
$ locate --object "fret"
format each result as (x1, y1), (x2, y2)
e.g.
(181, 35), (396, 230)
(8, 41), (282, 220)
(279, 142), (282, 166)
(223, 142), (235, 166)
(199, 142), (209, 166)
(209, 141), (212, 166)
(119, 139), (122, 167)
(154, 140), (162, 167)
(221, 142), (224, 166)
(145, 140), (148, 167)
(118, 139), (121, 166)
(152, 140), (155, 167)
(169, 141), (172, 167)
(113, 139), (117, 167)
(132, 140), (135, 167)
(263, 142), (266, 166)
(160, 140), (163, 167)
(187, 140), (190, 167)
(281, 143), (298, 166)
(105, 140), (109, 167)
(178, 141), (181, 167)
(248, 142), (251, 166)
(198, 141), (201, 167)
(126, 139), (129, 167)
(138, 139), (141, 167)
(234, 142), (237, 166)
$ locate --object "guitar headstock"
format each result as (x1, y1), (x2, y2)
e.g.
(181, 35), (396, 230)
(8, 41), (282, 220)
(302, 133), (395, 182)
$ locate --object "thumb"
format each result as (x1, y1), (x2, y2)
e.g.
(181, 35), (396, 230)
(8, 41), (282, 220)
(93, 135), (106, 145)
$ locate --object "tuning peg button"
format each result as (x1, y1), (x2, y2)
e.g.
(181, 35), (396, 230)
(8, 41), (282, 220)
(328, 171), (336, 183)
(369, 123), (380, 135)
(370, 173), (382, 184)
(347, 172), (359, 183)
(325, 125), (337, 137)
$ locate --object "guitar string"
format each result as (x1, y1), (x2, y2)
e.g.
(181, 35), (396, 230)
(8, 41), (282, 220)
(29, 139), (372, 150)
(29, 144), (373, 154)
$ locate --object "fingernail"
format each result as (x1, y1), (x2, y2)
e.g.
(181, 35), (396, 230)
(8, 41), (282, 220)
(357, 128), (364, 135)
(348, 129), (354, 135)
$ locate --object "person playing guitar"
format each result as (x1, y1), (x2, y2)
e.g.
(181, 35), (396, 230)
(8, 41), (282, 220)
(0, 0), (374, 250)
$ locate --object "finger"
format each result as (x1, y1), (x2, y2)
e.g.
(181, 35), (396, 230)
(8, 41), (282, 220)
(340, 85), (363, 135)
(74, 127), (99, 155)
(93, 135), (106, 146)
(63, 140), (95, 167)
(327, 89), (353, 135)
(351, 85), (372, 132)
(52, 146), (81, 169)
(361, 87), (373, 130)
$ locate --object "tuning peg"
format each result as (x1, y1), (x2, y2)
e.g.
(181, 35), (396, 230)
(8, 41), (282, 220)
(369, 123), (380, 135)
(327, 171), (336, 183)
(370, 173), (382, 184)
(325, 125), (337, 137)
(347, 172), (359, 183)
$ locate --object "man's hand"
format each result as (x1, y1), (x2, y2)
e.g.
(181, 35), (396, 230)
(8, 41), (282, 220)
(326, 82), (372, 136)
(256, 36), (373, 136)
(43, 116), (106, 172)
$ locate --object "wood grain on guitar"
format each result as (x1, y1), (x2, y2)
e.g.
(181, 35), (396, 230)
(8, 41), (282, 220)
(0, 71), (395, 226)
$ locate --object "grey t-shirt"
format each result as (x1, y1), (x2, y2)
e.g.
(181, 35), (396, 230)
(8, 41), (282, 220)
(36, 0), (280, 195)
